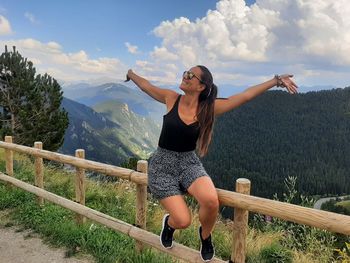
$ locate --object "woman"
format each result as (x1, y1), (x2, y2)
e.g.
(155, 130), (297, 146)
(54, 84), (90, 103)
(125, 66), (297, 261)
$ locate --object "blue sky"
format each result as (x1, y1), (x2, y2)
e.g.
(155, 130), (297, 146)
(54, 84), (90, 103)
(0, 0), (349, 90)
(0, 1), (220, 59)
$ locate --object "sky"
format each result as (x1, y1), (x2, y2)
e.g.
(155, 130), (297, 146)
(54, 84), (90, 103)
(0, 0), (349, 90)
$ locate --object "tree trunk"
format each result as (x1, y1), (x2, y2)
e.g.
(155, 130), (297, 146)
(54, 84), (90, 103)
(11, 113), (15, 139)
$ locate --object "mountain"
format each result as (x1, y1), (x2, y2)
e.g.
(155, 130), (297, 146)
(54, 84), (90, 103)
(62, 82), (165, 122)
(203, 87), (350, 198)
(93, 100), (161, 155)
(297, 85), (339, 93)
(62, 81), (337, 122)
(217, 84), (339, 98)
(60, 97), (160, 166)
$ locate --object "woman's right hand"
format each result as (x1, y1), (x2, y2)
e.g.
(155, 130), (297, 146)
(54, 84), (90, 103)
(125, 69), (133, 82)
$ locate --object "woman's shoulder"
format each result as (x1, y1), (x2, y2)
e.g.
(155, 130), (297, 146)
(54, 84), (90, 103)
(167, 92), (181, 103)
(165, 92), (180, 113)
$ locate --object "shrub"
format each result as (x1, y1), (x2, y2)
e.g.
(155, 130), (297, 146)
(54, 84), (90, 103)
(260, 242), (292, 263)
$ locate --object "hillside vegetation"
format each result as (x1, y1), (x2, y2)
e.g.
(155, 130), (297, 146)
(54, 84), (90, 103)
(62, 86), (350, 200)
(93, 100), (160, 153)
(337, 201), (350, 212)
(0, 149), (349, 262)
(61, 97), (160, 166)
(204, 87), (350, 198)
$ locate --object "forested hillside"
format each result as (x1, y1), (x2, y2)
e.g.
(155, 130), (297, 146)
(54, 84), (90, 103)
(93, 100), (160, 154)
(203, 87), (350, 198)
(60, 98), (160, 165)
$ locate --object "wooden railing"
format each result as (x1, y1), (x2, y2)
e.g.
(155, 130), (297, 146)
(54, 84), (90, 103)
(0, 136), (349, 263)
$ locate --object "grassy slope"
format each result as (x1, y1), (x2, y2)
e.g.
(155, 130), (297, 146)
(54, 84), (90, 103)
(336, 200), (350, 212)
(0, 148), (341, 263)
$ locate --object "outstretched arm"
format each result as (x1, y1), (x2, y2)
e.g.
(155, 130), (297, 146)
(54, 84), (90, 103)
(214, 74), (298, 116)
(125, 69), (177, 104)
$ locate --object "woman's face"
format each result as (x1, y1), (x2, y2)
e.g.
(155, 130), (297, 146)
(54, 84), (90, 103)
(180, 66), (204, 94)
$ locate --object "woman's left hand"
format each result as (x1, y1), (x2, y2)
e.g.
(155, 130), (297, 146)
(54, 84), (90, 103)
(278, 74), (298, 94)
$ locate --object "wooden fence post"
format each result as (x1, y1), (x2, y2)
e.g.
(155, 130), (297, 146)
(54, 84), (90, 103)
(5, 136), (13, 177)
(232, 178), (251, 263)
(75, 149), (86, 224)
(135, 160), (148, 252)
(34, 142), (44, 206)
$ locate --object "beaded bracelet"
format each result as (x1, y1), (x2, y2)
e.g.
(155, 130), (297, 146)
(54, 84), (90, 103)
(274, 74), (283, 87)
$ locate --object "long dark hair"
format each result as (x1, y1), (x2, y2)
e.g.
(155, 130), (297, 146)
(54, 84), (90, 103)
(196, 65), (218, 157)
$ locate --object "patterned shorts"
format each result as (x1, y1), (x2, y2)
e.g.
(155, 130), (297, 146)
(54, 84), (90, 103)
(148, 147), (209, 200)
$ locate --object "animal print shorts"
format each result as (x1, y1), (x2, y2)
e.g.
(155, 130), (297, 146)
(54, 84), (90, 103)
(148, 147), (209, 200)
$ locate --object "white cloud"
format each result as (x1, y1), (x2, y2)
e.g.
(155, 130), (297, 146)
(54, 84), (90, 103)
(125, 42), (139, 54)
(0, 38), (128, 82)
(47, 41), (62, 51)
(0, 15), (12, 35)
(151, 46), (178, 61)
(144, 0), (350, 87)
(1, 0), (349, 87)
(152, 2), (280, 65)
(24, 12), (38, 24)
(134, 60), (178, 84)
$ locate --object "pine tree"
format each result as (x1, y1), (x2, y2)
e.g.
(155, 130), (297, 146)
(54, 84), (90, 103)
(0, 45), (68, 151)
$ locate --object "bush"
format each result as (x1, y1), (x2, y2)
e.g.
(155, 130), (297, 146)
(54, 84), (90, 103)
(260, 242), (292, 263)
(334, 242), (350, 263)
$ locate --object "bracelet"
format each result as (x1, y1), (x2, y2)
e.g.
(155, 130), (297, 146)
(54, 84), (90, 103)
(274, 74), (283, 87)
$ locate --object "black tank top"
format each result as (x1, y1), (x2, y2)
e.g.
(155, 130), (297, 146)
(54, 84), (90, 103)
(158, 95), (200, 152)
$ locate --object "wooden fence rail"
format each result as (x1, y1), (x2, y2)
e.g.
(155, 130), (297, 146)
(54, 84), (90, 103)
(1, 138), (350, 263)
(0, 172), (225, 263)
(0, 140), (147, 184)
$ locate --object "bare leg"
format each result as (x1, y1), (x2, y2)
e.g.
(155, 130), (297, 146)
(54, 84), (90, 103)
(160, 195), (192, 229)
(187, 176), (219, 239)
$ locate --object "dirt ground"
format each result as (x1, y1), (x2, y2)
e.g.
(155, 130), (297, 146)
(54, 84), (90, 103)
(0, 211), (94, 263)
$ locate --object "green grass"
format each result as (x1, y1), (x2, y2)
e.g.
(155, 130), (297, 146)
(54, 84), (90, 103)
(0, 148), (345, 262)
(336, 200), (350, 212)
(0, 150), (175, 263)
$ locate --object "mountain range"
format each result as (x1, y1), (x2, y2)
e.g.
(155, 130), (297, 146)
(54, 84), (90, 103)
(60, 97), (160, 166)
(60, 81), (349, 199)
(62, 82), (165, 122)
(203, 87), (350, 198)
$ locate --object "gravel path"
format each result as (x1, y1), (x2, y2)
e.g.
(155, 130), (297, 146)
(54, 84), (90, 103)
(0, 211), (94, 263)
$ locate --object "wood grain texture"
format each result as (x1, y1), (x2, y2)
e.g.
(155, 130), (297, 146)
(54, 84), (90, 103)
(34, 142), (44, 206)
(0, 172), (226, 263)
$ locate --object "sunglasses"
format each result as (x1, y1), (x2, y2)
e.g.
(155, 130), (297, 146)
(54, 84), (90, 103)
(183, 71), (203, 83)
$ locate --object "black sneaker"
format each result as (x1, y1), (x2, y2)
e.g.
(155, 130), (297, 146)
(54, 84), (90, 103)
(199, 226), (215, 262)
(160, 214), (175, 248)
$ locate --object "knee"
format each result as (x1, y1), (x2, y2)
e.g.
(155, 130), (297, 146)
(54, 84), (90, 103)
(170, 214), (192, 229)
(201, 195), (219, 211)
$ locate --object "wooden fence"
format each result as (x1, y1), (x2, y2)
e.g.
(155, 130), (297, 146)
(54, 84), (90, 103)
(0, 136), (349, 263)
